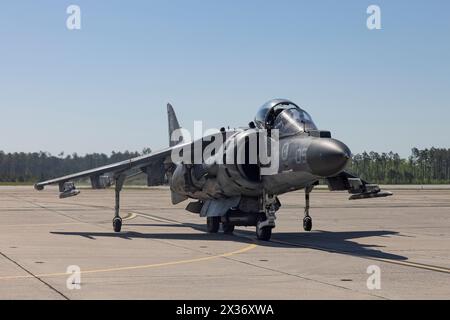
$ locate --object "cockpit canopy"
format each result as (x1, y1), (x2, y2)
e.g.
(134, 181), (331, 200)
(254, 99), (317, 136)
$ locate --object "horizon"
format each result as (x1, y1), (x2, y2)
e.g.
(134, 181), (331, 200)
(1, 145), (449, 159)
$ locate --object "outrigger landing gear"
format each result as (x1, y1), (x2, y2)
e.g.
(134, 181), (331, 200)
(113, 173), (126, 233)
(303, 185), (313, 232)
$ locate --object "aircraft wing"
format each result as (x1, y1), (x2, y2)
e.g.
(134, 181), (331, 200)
(34, 146), (175, 192)
(326, 171), (393, 200)
(33, 127), (234, 194)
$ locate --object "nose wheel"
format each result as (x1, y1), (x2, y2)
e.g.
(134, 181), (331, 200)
(303, 216), (312, 231)
(113, 217), (122, 233)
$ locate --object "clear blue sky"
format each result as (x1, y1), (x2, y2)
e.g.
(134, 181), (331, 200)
(1, 1), (449, 157)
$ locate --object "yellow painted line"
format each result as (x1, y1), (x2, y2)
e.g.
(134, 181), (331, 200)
(134, 213), (176, 224)
(117, 212), (450, 275)
(122, 212), (137, 221)
(0, 243), (257, 281)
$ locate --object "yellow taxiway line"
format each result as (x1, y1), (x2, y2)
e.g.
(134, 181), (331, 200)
(122, 212), (137, 221)
(137, 211), (450, 275)
(0, 243), (257, 281)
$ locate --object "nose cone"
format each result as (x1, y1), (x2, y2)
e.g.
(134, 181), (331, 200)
(307, 139), (351, 177)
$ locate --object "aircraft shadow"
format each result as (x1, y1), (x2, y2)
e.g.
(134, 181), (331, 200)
(51, 222), (407, 261)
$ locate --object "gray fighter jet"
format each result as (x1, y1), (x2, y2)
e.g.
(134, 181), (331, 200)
(35, 99), (392, 241)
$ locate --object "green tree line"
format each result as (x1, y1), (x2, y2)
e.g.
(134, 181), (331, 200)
(348, 148), (450, 184)
(0, 151), (142, 183)
(1, 148), (450, 184)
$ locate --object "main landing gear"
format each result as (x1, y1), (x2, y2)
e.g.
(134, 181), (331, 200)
(206, 216), (235, 234)
(112, 173), (126, 233)
(206, 216), (220, 233)
(256, 191), (279, 241)
(205, 192), (280, 241)
(303, 185), (313, 232)
(221, 221), (235, 234)
(256, 214), (272, 241)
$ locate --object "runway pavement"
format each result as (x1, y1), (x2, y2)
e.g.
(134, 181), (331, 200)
(0, 186), (449, 300)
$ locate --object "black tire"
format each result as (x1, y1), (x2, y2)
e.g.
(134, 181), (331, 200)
(206, 216), (220, 233)
(303, 216), (312, 232)
(222, 222), (235, 234)
(113, 217), (122, 233)
(256, 215), (272, 241)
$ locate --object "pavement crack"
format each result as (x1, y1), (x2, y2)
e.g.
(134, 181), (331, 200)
(0, 251), (69, 300)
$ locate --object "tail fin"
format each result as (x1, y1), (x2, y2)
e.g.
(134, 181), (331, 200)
(167, 103), (184, 147)
(167, 103), (188, 204)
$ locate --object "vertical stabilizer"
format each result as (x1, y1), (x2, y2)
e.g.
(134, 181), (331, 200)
(167, 103), (188, 203)
(167, 103), (183, 147)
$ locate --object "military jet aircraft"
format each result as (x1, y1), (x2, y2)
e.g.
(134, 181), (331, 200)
(35, 99), (392, 241)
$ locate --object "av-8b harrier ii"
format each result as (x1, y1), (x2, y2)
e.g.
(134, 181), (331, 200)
(35, 99), (392, 241)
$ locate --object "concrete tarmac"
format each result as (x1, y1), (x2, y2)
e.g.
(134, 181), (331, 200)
(0, 186), (449, 300)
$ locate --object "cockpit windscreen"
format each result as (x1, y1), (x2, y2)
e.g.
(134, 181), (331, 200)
(272, 106), (317, 136)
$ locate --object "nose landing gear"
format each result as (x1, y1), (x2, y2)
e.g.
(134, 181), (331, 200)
(113, 217), (123, 232)
(303, 185), (313, 232)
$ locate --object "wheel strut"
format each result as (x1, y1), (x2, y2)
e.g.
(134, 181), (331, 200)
(113, 173), (126, 233)
(303, 186), (313, 232)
